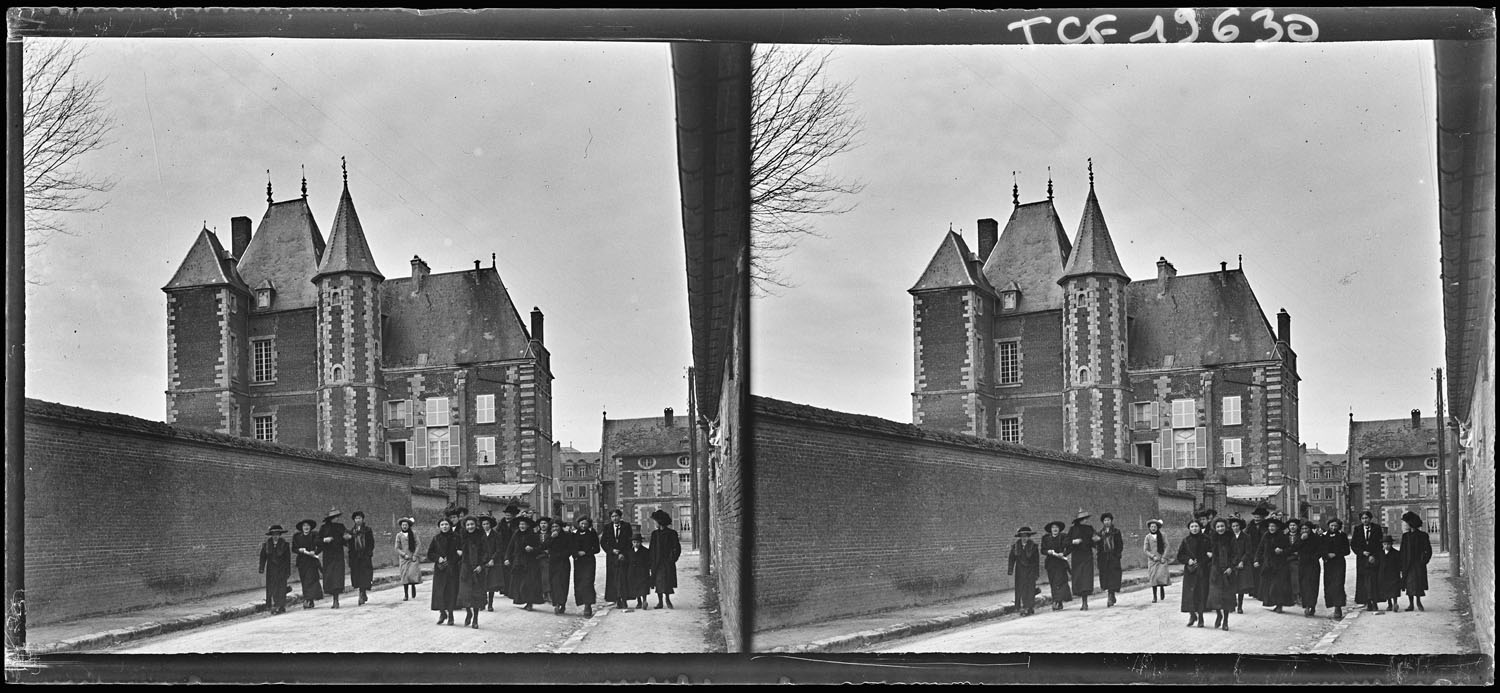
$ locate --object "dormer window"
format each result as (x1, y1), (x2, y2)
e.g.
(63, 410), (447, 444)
(1001, 290), (1018, 311)
(255, 288), (273, 309)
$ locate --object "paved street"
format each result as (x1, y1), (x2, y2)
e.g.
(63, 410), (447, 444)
(107, 552), (716, 653)
(866, 557), (1472, 654)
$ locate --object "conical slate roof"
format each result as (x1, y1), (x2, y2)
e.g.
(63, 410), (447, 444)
(910, 231), (991, 293)
(1059, 188), (1129, 283)
(163, 228), (248, 292)
(238, 198), (326, 310)
(315, 183), (383, 280)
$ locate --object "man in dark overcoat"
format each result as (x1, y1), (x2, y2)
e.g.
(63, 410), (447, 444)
(258, 525), (292, 615)
(601, 509), (633, 609)
(1066, 509), (1099, 610)
(319, 508), (350, 609)
(497, 505), (519, 596)
(347, 510), (376, 605)
(1246, 505), (1269, 599)
(1350, 510), (1383, 609)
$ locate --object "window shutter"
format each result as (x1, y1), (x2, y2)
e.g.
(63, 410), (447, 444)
(1195, 427), (1207, 468)
(1151, 441), (1161, 469)
(405, 399), (414, 427)
(1160, 427), (1173, 469)
(414, 426), (427, 468)
(452, 424), (462, 468)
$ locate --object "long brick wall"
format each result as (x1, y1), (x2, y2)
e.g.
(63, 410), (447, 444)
(751, 396), (1161, 633)
(23, 399), (412, 626)
(1458, 338), (1495, 659)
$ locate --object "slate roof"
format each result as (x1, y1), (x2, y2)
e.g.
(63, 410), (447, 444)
(380, 267), (533, 368)
(163, 228), (249, 292)
(909, 231), (991, 293)
(315, 185), (383, 280)
(1059, 188), (1130, 282)
(602, 416), (692, 459)
(980, 200), (1072, 311)
(237, 199), (327, 311)
(1349, 417), (1444, 459)
(1125, 269), (1280, 369)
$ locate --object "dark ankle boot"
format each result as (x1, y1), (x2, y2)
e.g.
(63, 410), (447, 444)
(1334, 606), (1343, 620)
(1081, 596), (1089, 611)
(1416, 598), (1424, 611)
(666, 596), (673, 609)
(1187, 613), (1197, 627)
(1197, 611), (1205, 627)
(1214, 611), (1223, 628)
(585, 604), (594, 617)
(1221, 611), (1229, 631)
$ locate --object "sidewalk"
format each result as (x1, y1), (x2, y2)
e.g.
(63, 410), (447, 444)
(24, 564), (431, 655)
(557, 550), (723, 653)
(754, 563), (1185, 653)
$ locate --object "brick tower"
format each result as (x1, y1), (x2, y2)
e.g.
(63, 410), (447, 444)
(163, 227), (252, 435)
(312, 160), (386, 459)
(909, 227), (997, 438)
(1058, 162), (1131, 461)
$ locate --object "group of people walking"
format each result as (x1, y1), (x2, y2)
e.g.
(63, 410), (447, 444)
(257, 508), (377, 615)
(1006, 505), (1434, 632)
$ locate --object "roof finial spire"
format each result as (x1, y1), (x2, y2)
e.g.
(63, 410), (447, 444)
(949, 222), (954, 233)
(266, 169), (273, 204)
(1047, 166), (1054, 201)
(301, 164), (308, 199)
(341, 156), (348, 189)
(1088, 157), (1094, 189)
(491, 252), (496, 269)
(1238, 253), (1243, 270)
(1012, 171), (1019, 207)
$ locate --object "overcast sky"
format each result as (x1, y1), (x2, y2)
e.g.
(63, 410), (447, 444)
(24, 38), (689, 450)
(751, 40), (1445, 454)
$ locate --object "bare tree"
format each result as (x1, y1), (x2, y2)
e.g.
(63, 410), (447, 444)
(750, 45), (864, 294)
(23, 40), (116, 255)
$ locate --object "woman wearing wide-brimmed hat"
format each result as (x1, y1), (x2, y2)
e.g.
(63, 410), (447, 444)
(1040, 521), (1073, 610)
(1207, 518), (1238, 630)
(1320, 518), (1351, 620)
(1007, 527), (1041, 616)
(542, 517), (575, 614)
(648, 509), (682, 610)
(1096, 513), (1125, 607)
(1230, 518), (1255, 613)
(292, 519), (324, 609)
(1254, 517), (1295, 612)
(572, 517), (601, 617)
(1292, 521), (1323, 617)
(1376, 534), (1404, 613)
(258, 525), (292, 615)
(506, 515), (545, 610)
(347, 510), (376, 606)
(426, 517), (461, 625)
(1143, 519), (1172, 603)
(456, 516), (490, 628)
(1175, 519), (1211, 626)
(479, 515), (505, 611)
(395, 517), (422, 602)
(318, 508), (349, 609)
(1398, 511), (1432, 611)
(1066, 509), (1098, 610)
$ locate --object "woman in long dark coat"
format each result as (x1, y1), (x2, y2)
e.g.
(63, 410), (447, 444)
(1040, 521), (1073, 610)
(1095, 513), (1125, 607)
(1207, 519), (1237, 630)
(1292, 523), (1323, 617)
(573, 517), (601, 617)
(1144, 519), (1172, 603)
(1176, 519), (1211, 627)
(496, 507), (518, 597)
(1285, 519), (1303, 608)
(480, 515), (505, 610)
(1007, 527), (1041, 616)
(624, 534), (653, 609)
(258, 525), (292, 615)
(318, 509), (349, 609)
(1255, 518), (1295, 612)
(1066, 510), (1098, 610)
(1321, 518), (1351, 620)
(648, 510), (683, 610)
(456, 517), (489, 628)
(506, 516), (545, 610)
(1399, 511), (1433, 611)
(292, 519), (324, 608)
(1376, 535), (1404, 612)
(543, 521), (575, 614)
(1228, 518), (1253, 613)
(347, 511), (376, 606)
(426, 518), (461, 625)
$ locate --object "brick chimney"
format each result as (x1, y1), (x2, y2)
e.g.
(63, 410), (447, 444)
(1156, 257), (1176, 295)
(1411, 409), (1421, 429)
(231, 216), (252, 259)
(530, 307), (544, 344)
(411, 255), (430, 291)
(977, 218), (999, 263)
(1277, 308), (1291, 346)
(664, 407), (674, 428)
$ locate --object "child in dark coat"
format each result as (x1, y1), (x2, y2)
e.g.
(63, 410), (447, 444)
(1376, 535), (1403, 613)
(624, 535), (653, 611)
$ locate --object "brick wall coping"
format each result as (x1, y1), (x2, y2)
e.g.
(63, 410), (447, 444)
(753, 396), (1158, 479)
(411, 486), (449, 497)
(25, 398), (411, 479)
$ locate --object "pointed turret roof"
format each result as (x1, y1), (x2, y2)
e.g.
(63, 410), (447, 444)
(980, 200), (1072, 311)
(163, 227), (249, 292)
(1059, 187), (1129, 283)
(238, 198), (326, 310)
(315, 180), (383, 280)
(909, 230), (992, 293)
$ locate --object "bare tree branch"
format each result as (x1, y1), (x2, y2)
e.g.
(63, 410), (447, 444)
(22, 40), (118, 265)
(750, 45), (865, 295)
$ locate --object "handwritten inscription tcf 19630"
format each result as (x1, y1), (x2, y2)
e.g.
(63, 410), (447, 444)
(1008, 8), (1320, 45)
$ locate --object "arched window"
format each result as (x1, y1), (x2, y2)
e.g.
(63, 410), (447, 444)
(332, 365), (343, 382)
(1077, 366), (1091, 385)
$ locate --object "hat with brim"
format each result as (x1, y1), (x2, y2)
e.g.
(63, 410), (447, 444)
(576, 516), (594, 527)
(297, 519), (317, 531)
(651, 509), (673, 526)
(398, 517), (415, 528)
(324, 508), (342, 521)
(1044, 520), (1066, 533)
(505, 505), (520, 515)
(1382, 535), (1397, 544)
(1074, 508), (1091, 522)
(1402, 511), (1423, 528)
(1014, 526), (1036, 537)
(479, 514), (497, 527)
(1146, 518), (1164, 529)
(1252, 506), (1270, 517)
(1264, 518), (1283, 530)
(631, 535), (644, 543)
(266, 525), (287, 535)
(516, 516), (534, 527)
